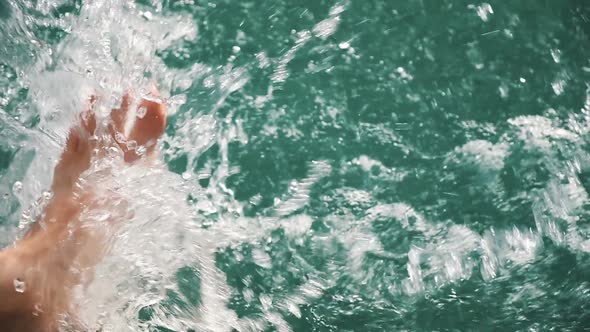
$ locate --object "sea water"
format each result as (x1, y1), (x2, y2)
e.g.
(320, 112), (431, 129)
(1, 0), (590, 331)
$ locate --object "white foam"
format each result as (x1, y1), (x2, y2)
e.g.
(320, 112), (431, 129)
(507, 115), (578, 149)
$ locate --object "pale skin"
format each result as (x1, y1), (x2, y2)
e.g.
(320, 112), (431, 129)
(0, 90), (167, 331)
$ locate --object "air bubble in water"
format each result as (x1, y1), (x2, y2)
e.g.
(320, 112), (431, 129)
(137, 106), (147, 119)
(13, 278), (26, 293)
(12, 181), (23, 194)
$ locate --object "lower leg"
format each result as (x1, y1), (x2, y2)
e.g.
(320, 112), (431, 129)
(0, 90), (167, 329)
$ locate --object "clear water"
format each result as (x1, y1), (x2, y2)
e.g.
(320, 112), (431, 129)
(1, 0), (590, 331)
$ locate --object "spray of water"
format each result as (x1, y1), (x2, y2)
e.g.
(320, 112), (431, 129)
(1, 0), (590, 331)
(0, 0), (347, 330)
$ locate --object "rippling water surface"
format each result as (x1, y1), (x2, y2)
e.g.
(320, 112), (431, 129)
(1, 0), (590, 331)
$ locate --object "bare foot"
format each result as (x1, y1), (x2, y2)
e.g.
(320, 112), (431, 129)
(0, 89), (167, 332)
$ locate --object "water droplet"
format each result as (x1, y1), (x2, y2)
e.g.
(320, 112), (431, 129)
(550, 49), (561, 63)
(519, 77), (526, 83)
(136, 106), (147, 119)
(81, 110), (90, 122)
(203, 76), (215, 88)
(42, 191), (53, 201)
(168, 94), (187, 107)
(329, 2), (347, 16)
(197, 172), (211, 180)
(338, 41), (350, 50)
(236, 29), (247, 45)
(33, 303), (43, 316)
(396, 67), (413, 81)
(142, 11), (153, 20)
(126, 140), (138, 150)
(13, 278), (26, 293)
(114, 132), (126, 144)
(136, 146), (147, 156)
(232, 45), (241, 53)
(20, 209), (31, 221)
(243, 288), (254, 303)
(313, 17), (340, 40)
(552, 80), (565, 96)
(249, 194), (262, 206)
(256, 52), (270, 69)
(259, 294), (273, 311)
(182, 172), (192, 180)
(499, 84), (509, 99)
(474, 3), (493, 22)
(12, 181), (23, 194)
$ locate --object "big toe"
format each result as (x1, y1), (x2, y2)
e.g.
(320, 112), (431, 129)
(123, 97), (167, 163)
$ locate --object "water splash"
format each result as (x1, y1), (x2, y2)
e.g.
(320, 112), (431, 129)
(2, 0), (589, 330)
(13, 278), (26, 293)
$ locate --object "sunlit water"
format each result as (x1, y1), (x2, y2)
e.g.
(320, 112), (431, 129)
(1, 0), (590, 331)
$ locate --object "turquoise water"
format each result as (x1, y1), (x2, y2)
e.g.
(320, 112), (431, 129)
(1, 0), (590, 331)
